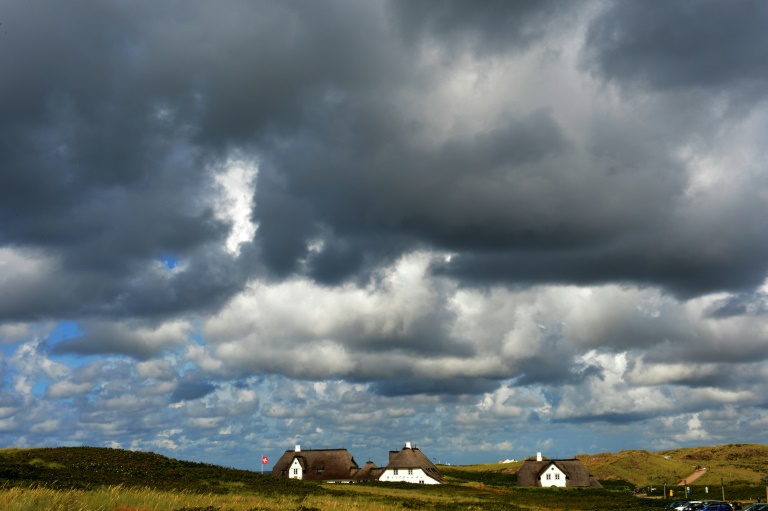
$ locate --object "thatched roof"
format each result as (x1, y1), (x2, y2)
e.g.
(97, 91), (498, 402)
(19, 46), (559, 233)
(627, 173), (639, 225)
(385, 445), (445, 483)
(517, 459), (602, 488)
(272, 448), (359, 481)
(352, 460), (385, 481)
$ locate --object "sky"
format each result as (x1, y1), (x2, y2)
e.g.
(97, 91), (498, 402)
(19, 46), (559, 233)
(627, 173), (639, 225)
(2, 0), (768, 471)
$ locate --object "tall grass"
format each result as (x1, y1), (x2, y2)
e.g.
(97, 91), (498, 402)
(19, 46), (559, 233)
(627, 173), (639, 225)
(0, 485), (461, 511)
(1, 485), (303, 511)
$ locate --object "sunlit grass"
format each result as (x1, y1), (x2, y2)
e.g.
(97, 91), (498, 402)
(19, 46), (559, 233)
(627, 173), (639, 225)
(0, 484), (513, 511)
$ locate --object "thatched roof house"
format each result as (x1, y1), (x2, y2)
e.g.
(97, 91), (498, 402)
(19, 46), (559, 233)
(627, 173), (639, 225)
(352, 460), (385, 482)
(379, 442), (445, 484)
(272, 445), (359, 483)
(517, 453), (602, 488)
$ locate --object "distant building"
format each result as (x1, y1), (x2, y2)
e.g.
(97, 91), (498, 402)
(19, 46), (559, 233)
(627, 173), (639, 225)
(352, 460), (385, 482)
(516, 452), (602, 488)
(378, 442), (445, 485)
(272, 445), (359, 483)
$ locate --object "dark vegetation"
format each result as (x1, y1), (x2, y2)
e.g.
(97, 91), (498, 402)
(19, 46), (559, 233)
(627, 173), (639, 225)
(0, 446), (322, 496)
(440, 466), (518, 487)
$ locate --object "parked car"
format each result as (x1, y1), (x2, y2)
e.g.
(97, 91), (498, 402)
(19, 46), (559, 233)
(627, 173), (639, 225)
(701, 502), (733, 511)
(677, 502), (702, 511)
(742, 504), (768, 511)
(683, 503), (706, 511)
(668, 502), (689, 510)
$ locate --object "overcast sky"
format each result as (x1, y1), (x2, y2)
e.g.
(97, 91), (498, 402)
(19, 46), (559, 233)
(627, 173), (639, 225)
(2, 0), (768, 470)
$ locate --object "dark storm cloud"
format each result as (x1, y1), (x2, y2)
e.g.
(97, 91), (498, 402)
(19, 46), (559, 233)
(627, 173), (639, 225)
(390, 0), (575, 55)
(253, 72), (768, 299)
(512, 358), (604, 388)
(585, 0), (768, 96)
(254, 107), (585, 280)
(0, 0), (406, 320)
(554, 411), (658, 425)
(50, 320), (187, 359)
(431, 233), (768, 299)
(5, 0), (763, 328)
(372, 377), (500, 397)
(704, 292), (768, 319)
(171, 381), (216, 404)
(0, 2), (242, 320)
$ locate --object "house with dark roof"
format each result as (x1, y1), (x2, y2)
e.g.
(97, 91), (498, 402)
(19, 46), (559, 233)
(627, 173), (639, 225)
(378, 442), (445, 484)
(352, 460), (385, 482)
(272, 445), (359, 483)
(516, 452), (602, 488)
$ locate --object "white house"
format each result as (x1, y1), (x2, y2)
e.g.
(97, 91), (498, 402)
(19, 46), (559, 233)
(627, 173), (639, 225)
(378, 442), (445, 485)
(539, 460), (568, 487)
(516, 452), (602, 488)
(272, 445), (360, 483)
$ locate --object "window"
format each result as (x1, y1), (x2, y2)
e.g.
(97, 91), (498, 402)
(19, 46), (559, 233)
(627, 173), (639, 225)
(408, 469), (413, 475)
(555, 474), (560, 480)
(546, 474), (551, 480)
(293, 468), (298, 475)
(393, 469), (398, 475)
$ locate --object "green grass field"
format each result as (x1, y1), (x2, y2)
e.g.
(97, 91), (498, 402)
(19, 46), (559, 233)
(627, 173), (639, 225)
(1, 444), (766, 511)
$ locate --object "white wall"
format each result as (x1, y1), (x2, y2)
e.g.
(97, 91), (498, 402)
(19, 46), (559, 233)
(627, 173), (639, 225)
(540, 464), (566, 487)
(289, 458), (303, 480)
(379, 468), (440, 485)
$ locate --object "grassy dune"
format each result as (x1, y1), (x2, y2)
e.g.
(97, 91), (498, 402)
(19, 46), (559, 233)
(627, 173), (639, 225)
(577, 444), (768, 487)
(576, 449), (694, 487)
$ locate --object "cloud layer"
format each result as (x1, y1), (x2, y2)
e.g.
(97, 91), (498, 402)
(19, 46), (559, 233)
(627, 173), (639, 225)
(2, 0), (768, 468)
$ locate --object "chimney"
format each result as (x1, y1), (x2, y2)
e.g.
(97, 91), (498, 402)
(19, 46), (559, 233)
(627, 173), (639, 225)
(536, 452), (542, 462)
(405, 442), (412, 449)
(295, 444), (301, 452)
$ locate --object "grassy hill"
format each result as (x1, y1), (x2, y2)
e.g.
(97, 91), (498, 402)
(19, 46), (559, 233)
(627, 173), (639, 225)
(576, 449), (693, 487)
(0, 446), (312, 495)
(577, 444), (768, 487)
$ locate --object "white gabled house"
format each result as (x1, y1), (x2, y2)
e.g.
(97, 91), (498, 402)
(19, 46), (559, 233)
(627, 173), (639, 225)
(516, 452), (602, 488)
(288, 456), (304, 480)
(378, 442), (445, 485)
(540, 461), (567, 487)
(272, 445), (360, 483)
